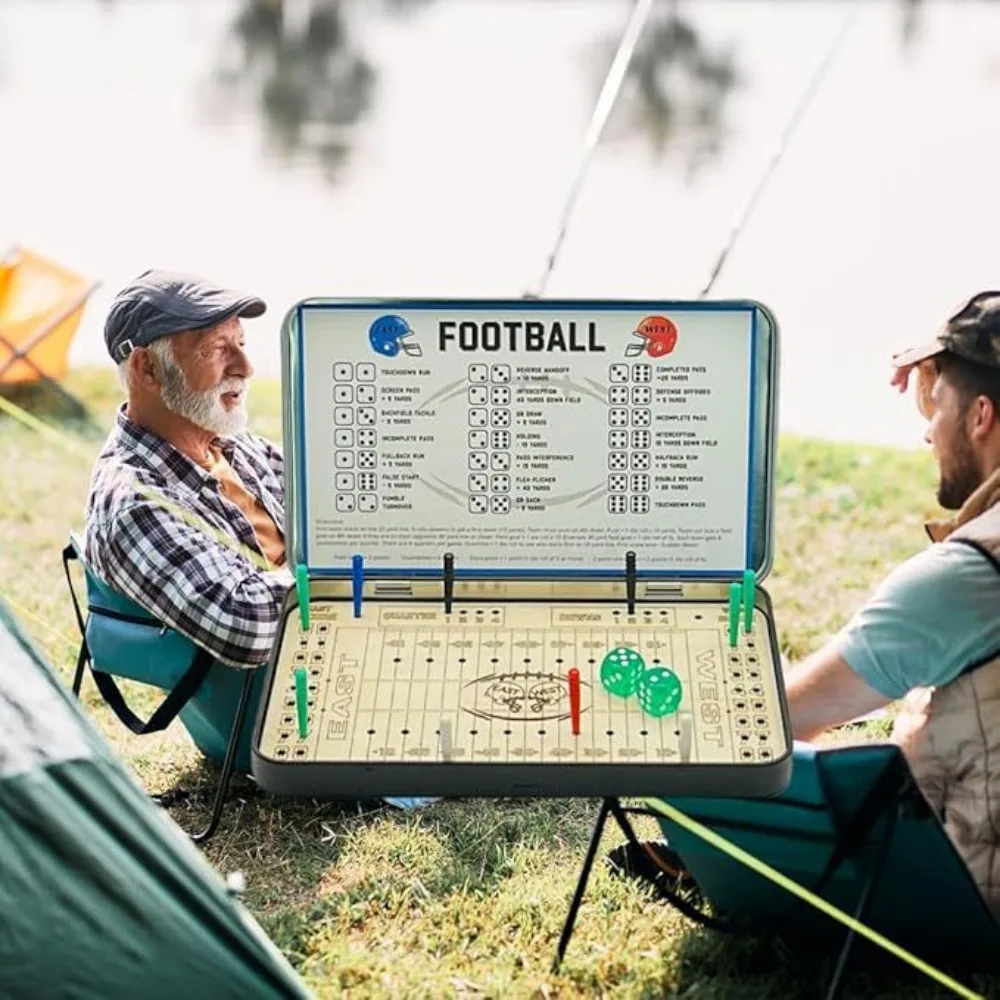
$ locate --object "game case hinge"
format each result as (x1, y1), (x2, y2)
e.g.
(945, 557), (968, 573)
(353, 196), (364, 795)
(643, 582), (685, 600)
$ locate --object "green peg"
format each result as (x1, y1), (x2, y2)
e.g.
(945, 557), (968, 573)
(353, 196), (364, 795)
(728, 582), (741, 647)
(295, 563), (310, 631)
(295, 666), (309, 739)
(742, 568), (755, 633)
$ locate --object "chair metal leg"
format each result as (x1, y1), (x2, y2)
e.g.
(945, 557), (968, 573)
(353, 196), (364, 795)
(71, 643), (87, 697)
(554, 798), (614, 970)
(611, 804), (736, 932)
(823, 806), (898, 1000)
(190, 671), (257, 845)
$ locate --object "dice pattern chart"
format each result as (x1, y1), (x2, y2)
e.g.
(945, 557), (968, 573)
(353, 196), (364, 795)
(325, 354), (694, 523)
(468, 364), (512, 514)
(332, 362), (379, 513)
(607, 363), (653, 514)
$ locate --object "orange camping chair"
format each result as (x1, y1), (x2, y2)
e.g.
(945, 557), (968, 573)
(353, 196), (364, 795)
(0, 246), (100, 416)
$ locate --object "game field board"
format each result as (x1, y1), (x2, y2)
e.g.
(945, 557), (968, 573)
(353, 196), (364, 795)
(252, 586), (791, 798)
(253, 297), (790, 799)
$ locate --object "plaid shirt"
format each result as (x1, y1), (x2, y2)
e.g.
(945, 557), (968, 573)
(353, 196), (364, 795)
(83, 406), (293, 668)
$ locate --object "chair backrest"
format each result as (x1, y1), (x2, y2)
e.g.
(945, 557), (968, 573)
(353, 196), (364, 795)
(0, 247), (98, 384)
(68, 534), (264, 773)
(654, 742), (1000, 965)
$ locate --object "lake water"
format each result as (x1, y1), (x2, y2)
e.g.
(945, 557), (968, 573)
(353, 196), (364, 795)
(2, 0), (1000, 448)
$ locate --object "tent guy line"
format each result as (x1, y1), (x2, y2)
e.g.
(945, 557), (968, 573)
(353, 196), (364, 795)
(642, 797), (984, 1000)
(0, 393), (273, 573)
(3, 593), (79, 661)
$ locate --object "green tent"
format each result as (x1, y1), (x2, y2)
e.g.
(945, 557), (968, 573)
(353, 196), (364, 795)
(0, 597), (311, 1000)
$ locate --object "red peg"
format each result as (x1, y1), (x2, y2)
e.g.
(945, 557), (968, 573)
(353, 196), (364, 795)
(569, 668), (581, 736)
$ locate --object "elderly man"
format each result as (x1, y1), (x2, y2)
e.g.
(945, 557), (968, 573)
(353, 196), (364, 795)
(84, 269), (293, 669)
(785, 290), (1000, 913)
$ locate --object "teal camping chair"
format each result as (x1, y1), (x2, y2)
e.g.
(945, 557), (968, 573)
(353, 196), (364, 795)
(62, 533), (265, 842)
(562, 743), (1000, 999)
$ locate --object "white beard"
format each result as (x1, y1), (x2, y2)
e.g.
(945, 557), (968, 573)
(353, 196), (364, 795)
(157, 357), (249, 436)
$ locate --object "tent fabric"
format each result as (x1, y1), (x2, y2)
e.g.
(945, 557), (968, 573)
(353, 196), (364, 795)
(0, 246), (97, 385)
(0, 598), (311, 1000)
(0, 618), (90, 779)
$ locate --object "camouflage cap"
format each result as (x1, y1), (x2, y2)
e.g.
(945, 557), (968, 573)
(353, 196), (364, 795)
(893, 291), (1000, 370)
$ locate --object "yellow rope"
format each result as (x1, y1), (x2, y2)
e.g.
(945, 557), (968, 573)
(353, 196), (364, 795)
(639, 797), (984, 1000)
(2, 595), (80, 657)
(0, 393), (275, 572)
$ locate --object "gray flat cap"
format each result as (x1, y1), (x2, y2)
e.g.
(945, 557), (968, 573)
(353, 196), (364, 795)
(105, 269), (266, 362)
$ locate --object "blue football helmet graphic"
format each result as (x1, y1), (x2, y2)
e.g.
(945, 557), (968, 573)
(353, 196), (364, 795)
(368, 315), (422, 357)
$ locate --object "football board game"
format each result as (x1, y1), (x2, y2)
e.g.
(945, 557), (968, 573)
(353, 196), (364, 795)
(251, 298), (791, 799)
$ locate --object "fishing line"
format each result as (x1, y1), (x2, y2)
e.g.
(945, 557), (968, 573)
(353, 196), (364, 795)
(526, 0), (657, 299)
(526, 0), (860, 300)
(697, 3), (861, 298)
(0, 15), (962, 992)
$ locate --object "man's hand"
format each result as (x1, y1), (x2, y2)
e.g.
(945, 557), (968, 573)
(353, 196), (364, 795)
(890, 357), (937, 419)
(889, 362), (913, 393)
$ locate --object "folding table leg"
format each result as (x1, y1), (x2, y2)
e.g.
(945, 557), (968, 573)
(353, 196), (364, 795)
(190, 670), (257, 845)
(553, 798), (615, 970)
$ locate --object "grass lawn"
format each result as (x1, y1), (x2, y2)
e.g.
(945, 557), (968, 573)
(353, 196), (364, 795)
(0, 369), (992, 999)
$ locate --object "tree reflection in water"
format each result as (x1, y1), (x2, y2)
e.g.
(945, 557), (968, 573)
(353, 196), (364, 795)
(595, 2), (739, 182)
(0, 0), (978, 183)
(200, 0), (975, 184)
(208, 0), (377, 180)
(207, 0), (742, 184)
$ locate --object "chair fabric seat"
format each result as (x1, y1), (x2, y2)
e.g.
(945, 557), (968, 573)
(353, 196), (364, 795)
(77, 538), (262, 774)
(655, 742), (1000, 964)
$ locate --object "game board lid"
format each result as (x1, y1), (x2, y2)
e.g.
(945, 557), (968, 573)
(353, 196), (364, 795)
(279, 298), (778, 582)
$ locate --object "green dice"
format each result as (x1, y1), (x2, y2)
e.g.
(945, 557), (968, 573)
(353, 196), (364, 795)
(600, 647), (645, 697)
(637, 666), (683, 718)
(600, 646), (683, 717)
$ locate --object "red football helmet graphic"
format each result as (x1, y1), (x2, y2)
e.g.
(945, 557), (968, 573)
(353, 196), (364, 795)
(625, 315), (678, 358)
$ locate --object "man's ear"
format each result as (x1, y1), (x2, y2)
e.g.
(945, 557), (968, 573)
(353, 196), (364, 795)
(967, 393), (997, 443)
(129, 347), (159, 391)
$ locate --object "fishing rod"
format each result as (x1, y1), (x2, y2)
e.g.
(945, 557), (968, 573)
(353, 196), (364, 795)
(525, 0), (657, 299)
(526, 0), (861, 301)
(698, 4), (861, 298)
